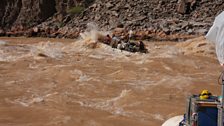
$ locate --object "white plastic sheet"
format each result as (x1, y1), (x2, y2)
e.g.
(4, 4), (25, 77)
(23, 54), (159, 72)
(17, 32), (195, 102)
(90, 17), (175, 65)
(206, 11), (224, 65)
(162, 115), (183, 126)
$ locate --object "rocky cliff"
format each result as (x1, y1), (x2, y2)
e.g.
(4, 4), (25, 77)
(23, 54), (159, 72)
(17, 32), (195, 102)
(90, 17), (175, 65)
(0, 0), (224, 40)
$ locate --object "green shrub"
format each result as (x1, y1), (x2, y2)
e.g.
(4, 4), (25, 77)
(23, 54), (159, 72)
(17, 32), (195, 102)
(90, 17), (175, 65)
(67, 6), (84, 14)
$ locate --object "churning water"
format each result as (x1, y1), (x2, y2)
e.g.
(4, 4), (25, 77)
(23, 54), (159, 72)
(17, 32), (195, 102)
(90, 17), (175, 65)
(0, 34), (221, 126)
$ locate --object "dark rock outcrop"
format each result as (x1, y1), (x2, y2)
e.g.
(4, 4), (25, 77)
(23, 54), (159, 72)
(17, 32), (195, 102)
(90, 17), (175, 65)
(0, 0), (89, 29)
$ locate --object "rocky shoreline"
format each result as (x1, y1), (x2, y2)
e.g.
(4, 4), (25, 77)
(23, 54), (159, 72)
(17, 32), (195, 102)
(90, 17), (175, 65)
(1, 0), (224, 41)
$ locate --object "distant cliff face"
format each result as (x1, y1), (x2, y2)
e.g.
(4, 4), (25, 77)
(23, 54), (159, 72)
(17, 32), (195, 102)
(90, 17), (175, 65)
(0, 0), (90, 30)
(1, 0), (55, 29)
(0, 0), (22, 29)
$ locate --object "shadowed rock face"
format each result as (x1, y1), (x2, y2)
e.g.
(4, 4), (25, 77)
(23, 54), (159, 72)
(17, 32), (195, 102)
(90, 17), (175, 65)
(15, 0), (57, 28)
(0, 0), (22, 29)
(0, 0), (56, 29)
(39, 0), (57, 20)
(0, 0), (88, 30)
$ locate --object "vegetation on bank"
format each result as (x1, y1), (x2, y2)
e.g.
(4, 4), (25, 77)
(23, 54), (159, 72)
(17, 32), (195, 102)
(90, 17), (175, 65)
(67, 6), (84, 14)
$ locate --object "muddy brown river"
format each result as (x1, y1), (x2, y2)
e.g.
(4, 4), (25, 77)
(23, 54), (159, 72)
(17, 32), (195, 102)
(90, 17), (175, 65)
(0, 36), (222, 126)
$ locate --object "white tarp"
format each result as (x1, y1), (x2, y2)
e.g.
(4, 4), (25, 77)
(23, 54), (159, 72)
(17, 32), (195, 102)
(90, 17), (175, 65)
(161, 115), (183, 126)
(206, 11), (224, 65)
